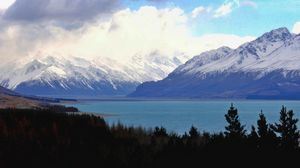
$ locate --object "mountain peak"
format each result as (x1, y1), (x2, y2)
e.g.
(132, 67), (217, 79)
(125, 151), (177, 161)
(216, 46), (233, 53)
(258, 27), (292, 42)
(130, 27), (300, 99)
(271, 27), (290, 32)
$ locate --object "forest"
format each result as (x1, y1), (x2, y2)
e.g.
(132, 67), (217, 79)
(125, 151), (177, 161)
(0, 104), (299, 167)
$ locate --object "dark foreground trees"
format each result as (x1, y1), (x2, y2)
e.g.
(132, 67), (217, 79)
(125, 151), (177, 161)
(224, 103), (246, 139)
(0, 106), (299, 168)
(256, 111), (278, 149)
(271, 106), (300, 149)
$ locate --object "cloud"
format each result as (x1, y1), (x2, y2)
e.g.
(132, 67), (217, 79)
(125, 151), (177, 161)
(0, 6), (255, 66)
(147, 0), (168, 2)
(193, 34), (254, 49)
(3, 0), (120, 22)
(292, 22), (300, 34)
(192, 0), (255, 19)
(240, 0), (257, 8)
(192, 6), (211, 18)
(214, 0), (239, 18)
(213, 0), (256, 18)
(0, 0), (15, 10)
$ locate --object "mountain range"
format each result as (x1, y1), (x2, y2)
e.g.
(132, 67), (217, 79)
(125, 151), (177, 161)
(1, 27), (300, 99)
(130, 27), (300, 99)
(0, 52), (188, 97)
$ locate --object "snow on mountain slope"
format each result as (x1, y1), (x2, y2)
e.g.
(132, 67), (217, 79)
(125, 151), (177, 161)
(0, 52), (188, 97)
(174, 46), (234, 75)
(174, 27), (296, 76)
(130, 27), (300, 99)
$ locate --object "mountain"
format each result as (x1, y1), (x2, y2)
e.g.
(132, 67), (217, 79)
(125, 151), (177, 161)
(0, 52), (188, 97)
(0, 85), (18, 96)
(130, 27), (300, 99)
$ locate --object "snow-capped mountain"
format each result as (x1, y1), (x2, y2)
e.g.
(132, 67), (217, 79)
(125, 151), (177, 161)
(0, 52), (187, 97)
(130, 27), (300, 99)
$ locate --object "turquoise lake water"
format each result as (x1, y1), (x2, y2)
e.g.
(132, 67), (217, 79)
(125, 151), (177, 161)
(71, 100), (300, 134)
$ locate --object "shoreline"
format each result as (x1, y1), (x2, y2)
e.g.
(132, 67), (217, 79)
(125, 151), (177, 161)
(67, 111), (119, 118)
(69, 98), (300, 104)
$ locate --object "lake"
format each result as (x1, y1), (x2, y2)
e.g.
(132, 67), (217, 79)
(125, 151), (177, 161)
(71, 100), (300, 134)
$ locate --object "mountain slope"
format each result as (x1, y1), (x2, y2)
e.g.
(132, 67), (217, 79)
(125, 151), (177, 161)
(130, 27), (300, 99)
(0, 86), (41, 109)
(0, 53), (188, 97)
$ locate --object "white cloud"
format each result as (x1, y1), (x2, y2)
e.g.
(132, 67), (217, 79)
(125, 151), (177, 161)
(213, 0), (243, 18)
(193, 34), (254, 49)
(0, 0), (15, 10)
(193, 0), (255, 19)
(240, 0), (257, 8)
(292, 22), (300, 34)
(214, 2), (235, 18)
(192, 6), (211, 18)
(0, 6), (255, 66)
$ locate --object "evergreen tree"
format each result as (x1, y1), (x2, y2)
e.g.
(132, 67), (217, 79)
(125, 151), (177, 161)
(257, 111), (268, 138)
(271, 106), (300, 149)
(153, 126), (168, 137)
(250, 126), (258, 139)
(189, 125), (200, 138)
(248, 126), (259, 149)
(257, 111), (278, 149)
(224, 103), (246, 138)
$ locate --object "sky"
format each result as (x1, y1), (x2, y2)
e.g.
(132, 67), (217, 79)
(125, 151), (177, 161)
(0, 0), (300, 64)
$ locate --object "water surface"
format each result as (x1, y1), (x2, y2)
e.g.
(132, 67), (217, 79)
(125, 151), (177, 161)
(71, 100), (300, 134)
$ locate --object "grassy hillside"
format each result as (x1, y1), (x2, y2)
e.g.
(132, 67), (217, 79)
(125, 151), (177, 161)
(0, 94), (41, 109)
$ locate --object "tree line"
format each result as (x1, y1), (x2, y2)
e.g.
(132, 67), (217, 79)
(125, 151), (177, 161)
(0, 104), (299, 167)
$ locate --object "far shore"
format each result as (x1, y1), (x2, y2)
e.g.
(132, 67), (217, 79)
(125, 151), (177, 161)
(64, 97), (300, 103)
(67, 111), (118, 118)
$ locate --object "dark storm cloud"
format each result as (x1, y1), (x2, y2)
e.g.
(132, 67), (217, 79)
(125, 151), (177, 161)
(3, 0), (121, 22)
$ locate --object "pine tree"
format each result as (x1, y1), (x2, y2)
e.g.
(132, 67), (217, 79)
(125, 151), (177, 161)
(189, 125), (200, 138)
(271, 106), (300, 149)
(250, 126), (258, 139)
(248, 126), (259, 149)
(257, 111), (278, 150)
(153, 126), (168, 137)
(257, 111), (268, 138)
(224, 103), (246, 139)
